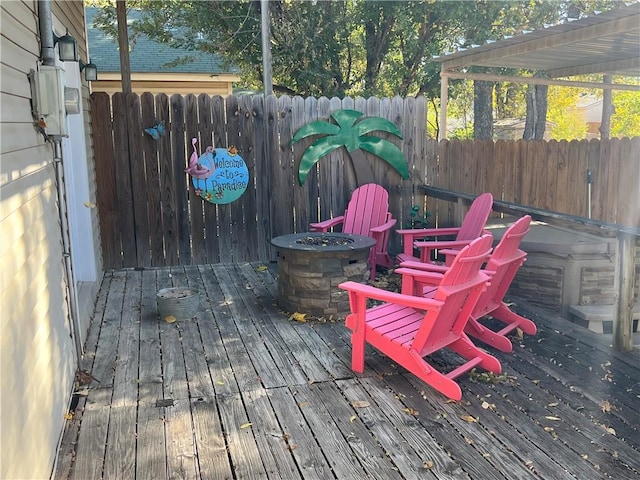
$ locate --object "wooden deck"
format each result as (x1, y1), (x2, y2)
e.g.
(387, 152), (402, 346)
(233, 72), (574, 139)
(55, 263), (640, 480)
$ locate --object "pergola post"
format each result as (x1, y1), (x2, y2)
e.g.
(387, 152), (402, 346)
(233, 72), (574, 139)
(614, 232), (637, 352)
(439, 71), (448, 141)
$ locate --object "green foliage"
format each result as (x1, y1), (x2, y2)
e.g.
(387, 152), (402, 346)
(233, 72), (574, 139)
(611, 90), (640, 138)
(547, 86), (589, 140)
(404, 205), (432, 229)
(88, 0), (590, 99)
(546, 79), (640, 140)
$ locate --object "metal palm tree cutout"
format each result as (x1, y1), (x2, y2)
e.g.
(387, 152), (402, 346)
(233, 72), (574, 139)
(291, 109), (409, 186)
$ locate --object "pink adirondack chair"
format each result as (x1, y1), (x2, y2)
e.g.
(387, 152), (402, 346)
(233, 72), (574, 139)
(399, 216), (537, 353)
(339, 235), (500, 401)
(310, 183), (396, 280)
(396, 192), (493, 265)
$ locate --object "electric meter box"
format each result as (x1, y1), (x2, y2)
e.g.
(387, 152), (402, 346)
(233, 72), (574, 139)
(28, 65), (81, 138)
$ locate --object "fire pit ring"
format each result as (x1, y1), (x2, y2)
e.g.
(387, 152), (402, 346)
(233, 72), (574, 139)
(271, 232), (376, 316)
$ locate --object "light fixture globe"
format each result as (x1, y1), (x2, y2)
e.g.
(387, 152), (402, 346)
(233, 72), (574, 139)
(80, 60), (98, 82)
(55, 30), (78, 62)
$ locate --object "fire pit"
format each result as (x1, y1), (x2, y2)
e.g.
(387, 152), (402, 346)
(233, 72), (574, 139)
(271, 232), (376, 316)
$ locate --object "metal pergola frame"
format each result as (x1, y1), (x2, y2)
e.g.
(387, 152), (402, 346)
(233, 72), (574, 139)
(432, 3), (640, 140)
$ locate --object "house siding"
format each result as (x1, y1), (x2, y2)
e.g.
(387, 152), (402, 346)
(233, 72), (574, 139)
(0, 2), (102, 479)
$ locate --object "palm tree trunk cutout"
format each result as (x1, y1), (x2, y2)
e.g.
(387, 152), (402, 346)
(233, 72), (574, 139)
(291, 109), (409, 186)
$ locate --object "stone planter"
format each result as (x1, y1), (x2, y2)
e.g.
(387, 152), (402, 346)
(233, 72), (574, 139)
(157, 287), (199, 320)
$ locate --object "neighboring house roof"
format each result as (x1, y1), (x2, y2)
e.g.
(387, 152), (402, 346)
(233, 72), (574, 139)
(86, 6), (239, 95)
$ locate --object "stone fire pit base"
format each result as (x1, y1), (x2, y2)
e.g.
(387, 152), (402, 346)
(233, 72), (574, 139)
(271, 233), (376, 317)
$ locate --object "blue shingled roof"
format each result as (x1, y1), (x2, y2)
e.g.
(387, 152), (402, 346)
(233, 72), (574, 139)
(86, 7), (234, 74)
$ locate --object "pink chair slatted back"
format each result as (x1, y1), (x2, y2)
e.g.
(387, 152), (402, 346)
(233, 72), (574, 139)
(342, 184), (390, 236)
(411, 234), (493, 355)
(473, 216), (531, 316)
(456, 192), (494, 242)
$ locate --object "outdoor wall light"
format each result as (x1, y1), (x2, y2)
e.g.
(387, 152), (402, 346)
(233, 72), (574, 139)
(79, 59), (98, 82)
(54, 29), (78, 62)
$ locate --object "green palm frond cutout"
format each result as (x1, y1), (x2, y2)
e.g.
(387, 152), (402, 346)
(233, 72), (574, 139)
(359, 137), (409, 179)
(298, 137), (345, 185)
(291, 108), (408, 186)
(291, 121), (340, 144)
(353, 117), (402, 138)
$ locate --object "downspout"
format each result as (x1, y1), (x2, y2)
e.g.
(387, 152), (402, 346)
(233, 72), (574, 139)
(38, 0), (84, 362)
(38, 1), (56, 66)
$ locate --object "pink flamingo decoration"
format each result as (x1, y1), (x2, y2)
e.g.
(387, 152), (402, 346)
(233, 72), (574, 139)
(185, 138), (215, 179)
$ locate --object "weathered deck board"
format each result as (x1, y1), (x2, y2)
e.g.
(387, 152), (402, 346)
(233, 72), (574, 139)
(56, 263), (640, 480)
(190, 397), (233, 480)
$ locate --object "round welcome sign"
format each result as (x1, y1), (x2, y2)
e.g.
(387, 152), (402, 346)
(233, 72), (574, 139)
(191, 147), (249, 204)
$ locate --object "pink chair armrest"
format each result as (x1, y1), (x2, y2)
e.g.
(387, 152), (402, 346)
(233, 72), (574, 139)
(310, 215), (345, 232)
(395, 267), (444, 284)
(339, 281), (443, 311)
(413, 239), (478, 250)
(413, 239), (480, 263)
(398, 261), (449, 274)
(397, 227), (463, 258)
(396, 227), (462, 238)
(369, 218), (397, 234)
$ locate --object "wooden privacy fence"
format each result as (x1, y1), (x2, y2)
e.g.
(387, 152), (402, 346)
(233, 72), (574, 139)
(433, 137), (640, 230)
(91, 92), (639, 269)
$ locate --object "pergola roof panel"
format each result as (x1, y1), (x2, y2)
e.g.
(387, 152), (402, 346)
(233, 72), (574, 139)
(434, 3), (640, 79)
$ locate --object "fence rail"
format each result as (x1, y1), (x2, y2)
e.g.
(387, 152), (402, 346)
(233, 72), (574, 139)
(91, 92), (639, 269)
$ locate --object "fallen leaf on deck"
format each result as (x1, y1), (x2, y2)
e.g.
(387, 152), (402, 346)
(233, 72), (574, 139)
(600, 400), (612, 413)
(240, 422), (252, 429)
(352, 400), (370, 408)
(423, 461), (434, 469)
(544, 416), (561, 421)
(402, 407), (419, 417)
(481, 401), (495, 410)
(164, 315), (177, 323)
(290, 312), (307, 322)
(83, 201), (96, 208)
(64, 413), (74, 420)
(602, 426), (616, 435)
(460, 415), (478, 423)
(256, 265), (268, 272)
(349, 415), (357, 423)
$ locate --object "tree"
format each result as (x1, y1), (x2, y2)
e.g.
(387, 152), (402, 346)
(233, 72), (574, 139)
(89, 0), (628, 136)
(611, 89), (640, 138)
(546, 85), (588, 140)
(474, 80), (494, 140)
(290, 110), (408, 186)
(523, 78), (549, 140)
(87, 0), (514, 98)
